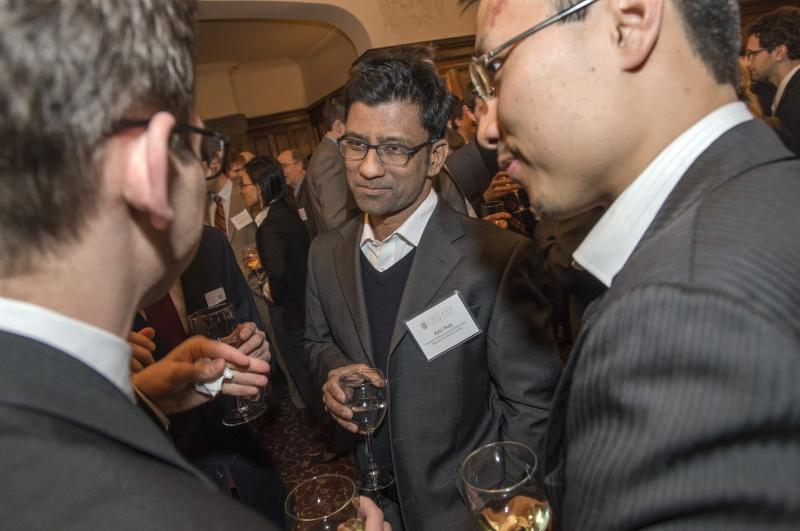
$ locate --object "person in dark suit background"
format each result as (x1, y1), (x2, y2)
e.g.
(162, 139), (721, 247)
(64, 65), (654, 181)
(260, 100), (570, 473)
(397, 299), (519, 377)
(306, 94), (361, 234)
(309, 46), (561, 530)
(469, 0), (800, 529)
(133, 224), (285, 526)
(746, 6), (800, 155)
(240, 156), (315, 415)
(278, 148), (318, 241)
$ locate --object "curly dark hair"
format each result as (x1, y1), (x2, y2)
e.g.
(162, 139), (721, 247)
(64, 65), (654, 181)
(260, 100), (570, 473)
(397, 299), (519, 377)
(748, 7), (800, 60)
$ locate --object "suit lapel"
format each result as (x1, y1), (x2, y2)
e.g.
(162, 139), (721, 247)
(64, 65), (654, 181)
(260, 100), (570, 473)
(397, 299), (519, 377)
(333, 220), (374, 364)
(387, 203), (464, 355)
(0, 332), (211, 485)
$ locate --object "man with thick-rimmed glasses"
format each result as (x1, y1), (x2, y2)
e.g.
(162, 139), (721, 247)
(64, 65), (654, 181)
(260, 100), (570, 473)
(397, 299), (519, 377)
(308, 45), (561, 530)
(465, 0), (800, 528)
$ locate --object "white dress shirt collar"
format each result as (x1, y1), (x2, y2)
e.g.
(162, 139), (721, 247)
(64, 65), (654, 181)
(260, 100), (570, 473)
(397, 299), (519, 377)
(0, 297), (134, 401)
(573, 102), (753, 287)
(360, 189), (438, 272)
(772, 64), (800, 114)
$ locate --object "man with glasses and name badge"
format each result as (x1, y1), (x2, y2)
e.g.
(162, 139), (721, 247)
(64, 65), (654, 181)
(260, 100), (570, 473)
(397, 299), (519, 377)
(307, 46), (561, 530)
(466, 0), (800, 528)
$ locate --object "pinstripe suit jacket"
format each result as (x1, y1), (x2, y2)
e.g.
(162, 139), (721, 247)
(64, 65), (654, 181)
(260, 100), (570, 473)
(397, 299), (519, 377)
(307, 199), (561, 530)
(544, 119), (800, 529)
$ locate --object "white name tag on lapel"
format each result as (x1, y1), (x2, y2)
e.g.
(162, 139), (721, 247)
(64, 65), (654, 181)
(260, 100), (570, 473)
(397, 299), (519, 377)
(298, 207), (308, 221)
(404, 291), (481, 361)
(205, 287), (226, 308)
(230, 209), (253, 231)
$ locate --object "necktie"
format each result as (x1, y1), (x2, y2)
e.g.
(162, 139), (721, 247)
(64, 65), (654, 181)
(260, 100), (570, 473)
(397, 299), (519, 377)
(213, 195), (227, 236)
(143, 293), (187, 354)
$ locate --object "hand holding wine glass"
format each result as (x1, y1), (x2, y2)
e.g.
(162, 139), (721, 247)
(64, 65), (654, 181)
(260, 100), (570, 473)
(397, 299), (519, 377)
(187, 303), (269, 426)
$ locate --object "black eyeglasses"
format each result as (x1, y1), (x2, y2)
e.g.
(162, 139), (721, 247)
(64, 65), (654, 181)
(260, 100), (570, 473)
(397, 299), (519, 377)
(470, 0), (599, 101)
(338, 138), (435, 166)
(744, 48), (769, 60)
(110, 120), (229, 180)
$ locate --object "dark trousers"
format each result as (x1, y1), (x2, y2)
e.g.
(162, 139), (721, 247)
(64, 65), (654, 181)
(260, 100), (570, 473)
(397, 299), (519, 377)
(268, 304), (316, 411)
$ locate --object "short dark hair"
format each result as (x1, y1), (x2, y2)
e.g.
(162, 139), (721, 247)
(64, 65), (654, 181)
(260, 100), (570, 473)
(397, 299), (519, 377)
(288, 149), (308, 170)
(0, 0), (197, 274)
(344, 45), (454, 141)
(459, 0), (740, 85)
(748, 7), (800, 61)
(450, 97), (466, 129)
(246, 156), (286, 204)
(322, 94), (346, 132)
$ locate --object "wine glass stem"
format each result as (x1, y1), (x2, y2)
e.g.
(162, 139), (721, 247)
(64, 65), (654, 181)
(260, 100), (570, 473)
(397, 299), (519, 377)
(366, 433), (378, 484)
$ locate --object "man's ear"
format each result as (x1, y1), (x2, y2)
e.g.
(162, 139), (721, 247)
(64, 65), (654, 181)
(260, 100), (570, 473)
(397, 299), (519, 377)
(426, 139), (449, 177)
(332, 119), (347, 138)
(609, 0), (663, 71)
(772, 43), (789, 62)
(122, 111), (176, 230)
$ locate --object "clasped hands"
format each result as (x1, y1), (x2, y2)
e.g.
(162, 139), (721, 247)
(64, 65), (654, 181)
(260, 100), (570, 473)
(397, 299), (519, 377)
(129, 323), (270, 414)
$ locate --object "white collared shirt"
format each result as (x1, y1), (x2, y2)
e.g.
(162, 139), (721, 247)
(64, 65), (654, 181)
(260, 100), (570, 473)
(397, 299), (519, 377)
(772, 64), (800, 115)
(360, 190), (438, 272)
(208, 179), (233, 230)
(573, 102), (753, 287)
(0, 297), (134, 401)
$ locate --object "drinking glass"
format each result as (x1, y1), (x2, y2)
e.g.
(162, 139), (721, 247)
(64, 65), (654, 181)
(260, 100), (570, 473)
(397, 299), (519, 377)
(186, 302), (267, 427)
(242, 246), (266, 284)
(339, 368), (393, 493)
(285, 474), (365, 531)
(460, 441), (551, 531)
(481, 201), (506, 217)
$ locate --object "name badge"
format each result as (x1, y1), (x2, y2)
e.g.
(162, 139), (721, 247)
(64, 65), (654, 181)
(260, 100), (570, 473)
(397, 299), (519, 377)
(298, 207), (308, 221)
(205, 287), (226, 308)
(230, 209), (253, 231)
(404, 291), (481, 361)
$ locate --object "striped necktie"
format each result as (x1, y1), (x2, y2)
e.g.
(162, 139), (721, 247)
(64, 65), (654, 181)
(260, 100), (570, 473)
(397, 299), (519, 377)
(213, 195), (227, 236)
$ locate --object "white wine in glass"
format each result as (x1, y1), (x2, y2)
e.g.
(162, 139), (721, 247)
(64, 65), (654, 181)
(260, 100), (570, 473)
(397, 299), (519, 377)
(461, 441), (551, 531)
(339, 367), (392, 493)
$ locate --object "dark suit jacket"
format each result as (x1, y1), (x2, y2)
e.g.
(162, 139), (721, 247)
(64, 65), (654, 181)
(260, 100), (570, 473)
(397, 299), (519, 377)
(544, 120), (800, 529)
(182, 225), (263, 333)
(444, 139), (499, 214)
(287, 178), (318, 241)
(256, 198), (310, 332)
(0, 331), (275, 530)
(774, 70), (800, 155)
(306, 137), (360, 235)
(307, 199), (561, 530)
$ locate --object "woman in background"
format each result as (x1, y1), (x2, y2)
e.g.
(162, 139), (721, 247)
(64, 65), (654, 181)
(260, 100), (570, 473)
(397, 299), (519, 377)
(241, 156), (315, 412)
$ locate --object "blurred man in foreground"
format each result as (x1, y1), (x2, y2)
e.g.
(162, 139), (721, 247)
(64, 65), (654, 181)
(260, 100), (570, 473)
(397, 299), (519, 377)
(0, 1), (385, 529)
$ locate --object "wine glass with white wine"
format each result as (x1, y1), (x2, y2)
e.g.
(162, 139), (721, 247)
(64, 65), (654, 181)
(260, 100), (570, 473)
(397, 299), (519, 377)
(186, 302), (267, 427)
(460, 441), (551, 531)
(339, 367), (393, 494)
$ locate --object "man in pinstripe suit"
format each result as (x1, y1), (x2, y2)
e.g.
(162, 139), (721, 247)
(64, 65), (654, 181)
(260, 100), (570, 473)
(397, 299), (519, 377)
(467, 0), (800, 528)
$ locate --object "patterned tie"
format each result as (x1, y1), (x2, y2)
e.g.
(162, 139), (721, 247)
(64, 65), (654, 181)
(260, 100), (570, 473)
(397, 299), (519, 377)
(143, 293), (187, 353)
(213, 195), (227, 236)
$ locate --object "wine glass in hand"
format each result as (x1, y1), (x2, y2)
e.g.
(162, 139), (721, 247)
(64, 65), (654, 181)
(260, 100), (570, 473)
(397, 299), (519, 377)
(461, 441), (550, 531)
(187, 302), (267, 426)
(339, 367), (393, 493)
